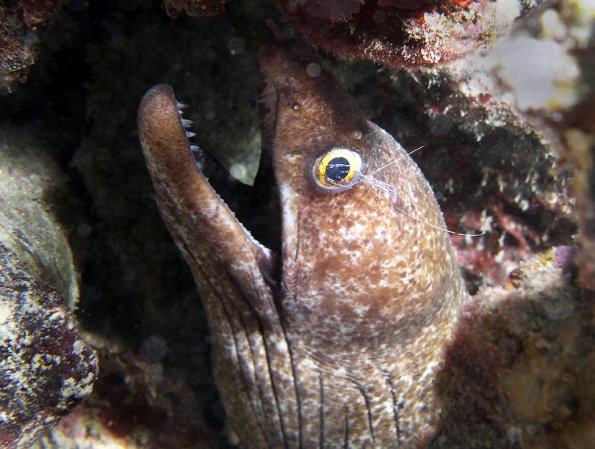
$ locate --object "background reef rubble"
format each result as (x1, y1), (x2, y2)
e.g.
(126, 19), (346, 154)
(0, 0), (593, 447)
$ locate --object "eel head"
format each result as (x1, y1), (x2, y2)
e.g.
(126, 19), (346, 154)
(138, 41), (468, 448)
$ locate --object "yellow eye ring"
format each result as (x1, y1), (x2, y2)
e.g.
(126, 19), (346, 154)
(309, 147), (364, 193)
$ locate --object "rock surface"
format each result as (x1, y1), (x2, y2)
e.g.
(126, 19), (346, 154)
(0, 243), (97, 449)
(0, 125), (79, 306)
(0, 122), (97, 447)
(0, 0), (65, 92)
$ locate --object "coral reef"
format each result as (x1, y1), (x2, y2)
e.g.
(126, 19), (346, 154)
(276, 0), (542, 67)
(368, 65), (576, 291)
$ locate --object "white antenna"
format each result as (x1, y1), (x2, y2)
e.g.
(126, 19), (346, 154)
(361, 145), (485, 238)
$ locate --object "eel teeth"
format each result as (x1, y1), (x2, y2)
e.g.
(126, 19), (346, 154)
(172, 98), (201, 166)
(189, 144), (203, 169)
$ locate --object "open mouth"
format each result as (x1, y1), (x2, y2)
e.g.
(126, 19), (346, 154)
(176, 76), (282, 268)
(137, 62), (294, 288)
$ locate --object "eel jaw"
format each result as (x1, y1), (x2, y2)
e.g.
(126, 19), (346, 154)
(137, 84), (278, 286)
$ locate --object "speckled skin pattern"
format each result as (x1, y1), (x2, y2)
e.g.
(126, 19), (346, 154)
(137, 42), (469, 448)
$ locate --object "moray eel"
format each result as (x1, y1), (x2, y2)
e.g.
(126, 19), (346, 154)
(137, 42), (469, 449)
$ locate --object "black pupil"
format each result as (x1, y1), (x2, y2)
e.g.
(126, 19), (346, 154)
(325, 157), (351, 182)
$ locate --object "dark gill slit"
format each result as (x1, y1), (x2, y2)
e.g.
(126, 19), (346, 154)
(225, 267), (291, 449)
(319, 373), (325, 448)
(360, 387), (375, 441)
(343, 412), (349, 449)
(195, 262), (273, 449)
(277, 305), (304, 449)
(385, 374), (403, 445)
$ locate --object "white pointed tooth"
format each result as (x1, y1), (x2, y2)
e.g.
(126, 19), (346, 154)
(181, 119), (193, 128)
(178, 109), (184, 115)
(190, 145), (200, 153)
(186, 131), (196, 138)
(176, 101), (188, 109)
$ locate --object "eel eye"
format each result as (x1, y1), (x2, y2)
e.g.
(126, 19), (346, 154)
(309, 147), (364, 193)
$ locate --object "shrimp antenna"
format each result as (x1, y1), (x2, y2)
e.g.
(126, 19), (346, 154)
(369, 146), (425, 176)
(361, 175), (485, 237)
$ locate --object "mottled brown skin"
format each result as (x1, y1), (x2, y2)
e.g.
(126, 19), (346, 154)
(138, 43), (468, 448)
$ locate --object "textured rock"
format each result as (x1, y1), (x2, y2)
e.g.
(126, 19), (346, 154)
(0, 125), (79, 306)
(34, 334), (224, 449)
(0, 123), (96, 446)
(276, 0), (543, 67)
(0, 243), (97, 449)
